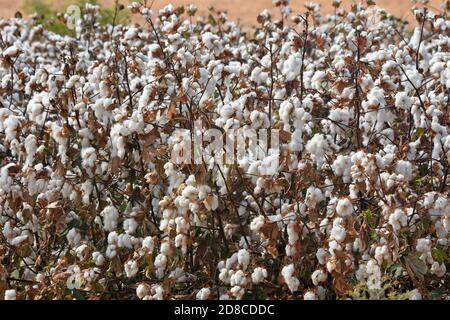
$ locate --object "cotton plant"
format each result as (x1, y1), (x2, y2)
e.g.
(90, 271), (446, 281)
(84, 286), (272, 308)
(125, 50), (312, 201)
(0, 0), (449, 300)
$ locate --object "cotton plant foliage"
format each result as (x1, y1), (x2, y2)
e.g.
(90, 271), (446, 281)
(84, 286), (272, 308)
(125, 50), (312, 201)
(0, 0), (449, 300)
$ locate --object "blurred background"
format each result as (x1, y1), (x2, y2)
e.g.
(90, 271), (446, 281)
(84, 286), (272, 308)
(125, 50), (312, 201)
(0, 0), (444, 27)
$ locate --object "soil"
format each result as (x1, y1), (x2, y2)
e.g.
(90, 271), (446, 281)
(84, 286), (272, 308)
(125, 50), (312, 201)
(0, 0), (444, 27)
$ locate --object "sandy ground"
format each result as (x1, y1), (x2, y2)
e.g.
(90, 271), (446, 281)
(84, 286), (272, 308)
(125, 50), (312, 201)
(0, 0), (445, 27)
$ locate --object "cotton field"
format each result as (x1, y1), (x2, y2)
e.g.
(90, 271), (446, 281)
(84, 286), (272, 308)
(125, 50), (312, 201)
(0, 0), (449, 300)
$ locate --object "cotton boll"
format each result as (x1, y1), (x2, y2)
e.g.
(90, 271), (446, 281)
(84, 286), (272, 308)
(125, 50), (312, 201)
(154, 254), (168, 279)
(203, 193), (219, 211)
(81, 147), (97, 168)
(316, 248), (329, 265)
(230, 270), (248, 287)
(24, 134), (37, 168)
(174, 234), (187, 254)
(311, 70), (327, 91)
(67, 228), (81, 247)
(202, 32), (221, 50)
(123, 218), (138, 235)
(395, 92), (412, 110)
(251, 267), (268, 284)
(136, 283), (150, 299)
(374, 245), (390, 265)
(196, 287), (211, 300)
(3, 45), (20, 57)
(281, 264), (299, 293)
(218, 268), (232, 284)
(124, 260), (139, 278)
(395, 160), (413, 181)
(250, 67), (268, 84)
(304, 291), (317, 300)
(230, 285), (246, 300)
(282, 53), (302, 81)
(75, 244), (90, 261)
(249, 110), (269, 129)
(388, 209), (408, 233)
(92, 251), (105, 266)
(250, 215), (265, 233)
(335, 198), (353, 217)
(101, 206), (119, 232)
(409, 289), (422, 300)
(330, 224), (346, 243)
(311, 269), (328, 286)
(4, 115), (20, 142)
(305, 186), (324, 208)
(305, 134), (329, 167)
(416, 238), (431, 253)
(431, 261), (446, 277)
(4, 289), (16, 300)
(142, 236), (154, 252)
(237, 249), (250, 270)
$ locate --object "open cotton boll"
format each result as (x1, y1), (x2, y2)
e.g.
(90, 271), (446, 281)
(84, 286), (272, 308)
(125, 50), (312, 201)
(259, 153), (280, 176)
(395, 92), (413, 110)
(416, 238), (431, 254)
(388, 209), (408, 233)
(136, 283), (150, 300)
(281, 264), (299, 293)
(335, 198), (353, 217)
(154, 254), (168, 279)
(304, 291), (318, 300)
(24, 134), (37, 168)
(3, 45), (20, 57)
(432, 261), (447, 277)
(196, 287), (211, 300)
(67, 228), (81, 247)
(4, 289), (17, 300)
(81, 147), (97, 168)
(395, 160), (413, 181)
(282, 53), (302, 81)
(330, 224), (346, 243)
(374, 245), (390, 265)
(142, 236), (154, 252)
(4, 115), (20, 142)
(305, 134), (329, 168)
(101, 205), (119, 232)
(305, 186), (324, 208)
(124, 260), (139, 278)
(250, 215), (265, 232)
(202, 32), (221, 50)
(1, 0), (449, 301)
(123, 218), (138, 235)
(250, 67), (268, 84)
(311, 269), (328, 286)
(249, 110), (269, 129)
(237, 249), (250, 270)
(409, 289), (422, 300)
(251, 267), (268, 284)
(92, 251), (105, 266)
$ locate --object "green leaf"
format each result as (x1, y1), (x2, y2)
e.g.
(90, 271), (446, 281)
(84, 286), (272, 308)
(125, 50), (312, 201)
(431, 248), (448, 264)
(408, 253), (428, 275)
(253, 286), (267, 300)
(207, 14), (217, 26)
(119, 202), (127, 213)
(412, 128), (425, 141)
(79, 222), (90, 232)
(72, 289), (85, 300)
(390, 263), (405, 279)
(431, 287), (446, 299)
(67, 219), (80, 229)
(361, 209), (378, 228)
